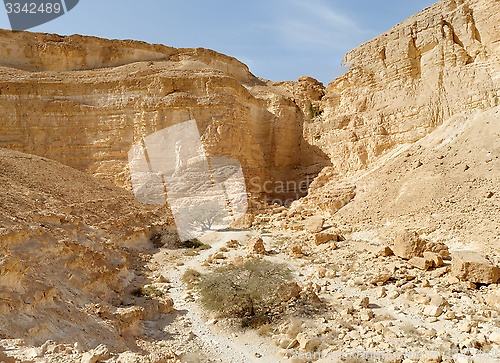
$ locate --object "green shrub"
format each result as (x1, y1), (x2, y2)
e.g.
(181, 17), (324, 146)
(309, 104), (323, 120)
(195, 259), (295, 326)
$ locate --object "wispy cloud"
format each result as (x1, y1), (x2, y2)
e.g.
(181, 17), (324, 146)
(271, 0), (375, 51)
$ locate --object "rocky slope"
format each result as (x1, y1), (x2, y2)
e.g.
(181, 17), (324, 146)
(0, 148), (174, 350)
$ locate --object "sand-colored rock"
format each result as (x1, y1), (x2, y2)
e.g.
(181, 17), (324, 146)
(409, 257), (433, 271)
(306, 0), (499, 176)
(423, 252), (444, 268)
(0, 351), (15, 363)
(451, 251), (500, 284)
(247, 236), (267, 255)
(304, 215), (324, 233)
(0, 30), (328, 201)
(314, 232), (338, 245)
(393, 230), (449, 260)
(0, 148), (173, 349)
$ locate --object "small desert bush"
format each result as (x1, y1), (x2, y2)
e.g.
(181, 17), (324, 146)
(132, 285), (164, 298)
(195, 259), (295, 326)
(182, 268), (202, 287)
(183, 239), (211, 250)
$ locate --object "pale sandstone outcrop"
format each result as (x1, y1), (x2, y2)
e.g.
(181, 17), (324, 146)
(0, 148), (173, 349)
(393, 230), (449, 260)
(305, 0), (499, 176)
(0, 30), (329, 201)
(292, 0), (499, 257)
(451, 251), (500, 284)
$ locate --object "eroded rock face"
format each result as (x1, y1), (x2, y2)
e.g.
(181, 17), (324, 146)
(0, 148), (172, 349)
(305, 0), (499, 177)
(0, 30), (329, 202)
(291, 0), (500, 254)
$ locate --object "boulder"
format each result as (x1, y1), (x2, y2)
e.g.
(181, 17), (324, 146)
(0, 351), (15, 363)
(393, 230), (427, 259)
(423, 252), (444, 267)
(230, 213), (254, 229)
(393, 230), (449, 260)
(81, 344), (110, 363)
(451, 251), (500, 284)
(376, 246), (394, 257)
(247, 236), (267, 255)
(490, 331), (500, 345)
(305, 216), (324, 233)
(409, 256), (433, 271)
(314, 232), (338, 245)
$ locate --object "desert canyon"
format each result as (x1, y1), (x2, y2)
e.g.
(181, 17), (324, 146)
(0, 0), (499, 362)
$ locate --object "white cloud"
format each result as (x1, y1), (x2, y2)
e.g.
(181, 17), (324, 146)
(272, 0), (375, 51)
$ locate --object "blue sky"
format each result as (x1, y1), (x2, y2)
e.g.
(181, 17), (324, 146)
(0, 0), (437, 83)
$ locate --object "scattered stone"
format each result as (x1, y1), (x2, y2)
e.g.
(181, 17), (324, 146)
(316, 266), (327, 278)
(230, 256), (244, 266)
(451, 251), (500, 284)
(158, 297), (175, 314)
(393, 230), (449, 260)
(305, 216), (324, 233)
(423, 251), (444, 267)
(414, 294), (431, 304)
(430, 295), (447, 308)
(212, 252), (225, 260)
(226, 239), (241, 249)
(486, 291), (500, 309)
(393, 230), (427, 259)
(230, 213), (254, 229)
(409, 256), (433, 270)
(286, 282), (302, 300)
(314, 232), (338, 245)
(24, 347), (43, 358)
(387, 290), (400, 300)
(356, 296), (370, 309)
(291, 245), (303, 255)
(444, 311), (456, 320)
(360, 310), (374, 321)
(81, 344), (110, 363)
(115, 306), (144, 323)
(247, 236), (267, 255)
(420, 279), (431, 287)
(370, 273), (392, 285)
(376, 286), (387, 298)
(490, 331), (500, 345)
(286, 339), (299, 349)
(74, 342), (83, 353)
(296, 332), (320, 352)
(0, 351), (15, 363)
(376, 246), (394, 257)
(423, 305), (443, 317)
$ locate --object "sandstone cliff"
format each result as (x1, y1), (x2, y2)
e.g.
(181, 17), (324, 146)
(293, 0), (499, 254)
(304, 0), (499, 176)
(0, 30), (329, 201)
